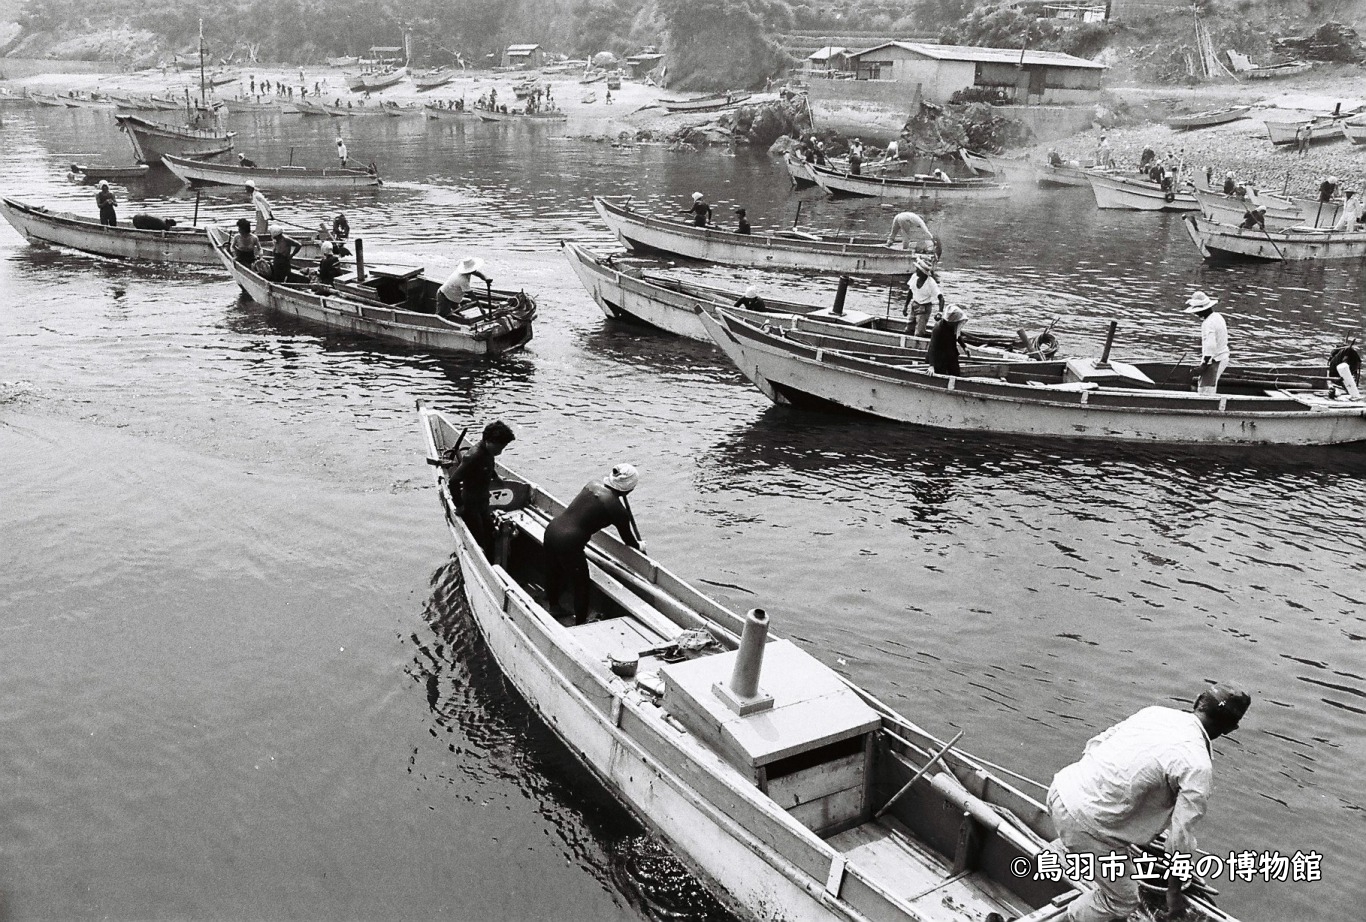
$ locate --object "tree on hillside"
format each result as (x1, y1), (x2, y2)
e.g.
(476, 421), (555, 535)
(657, 0), (791, 89)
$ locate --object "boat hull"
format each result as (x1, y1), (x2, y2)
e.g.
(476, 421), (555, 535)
(476, 109), (568, 122)
(1264, 115), (1343, 146)
(812, 166), (1010, 201)
(1184, 214), (1366, 261)
(1194, 189), (1341, 230)
(115, 114), (234, 164)
(594, 197), (927, 276)
(163, 154), (381, 190)
(1343, 119), (1366, 144)
(1166, 106), (1250, 129)
(783, 153), (818, 186)
(423, 105), (479, 120)
(701, 311), (1366, 446)
(1087, 173), (1197, 211)
(1036, 163), (1094, 187)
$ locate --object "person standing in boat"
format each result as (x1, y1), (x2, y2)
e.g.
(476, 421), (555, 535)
(543, 464), (643, 624)
(444, 420), (516, 554)
(436, 257), (493, 319)
(682, 192), (712, 227)
(1184, 291), (1229, 394)
(927, 306), (970, 376)
(95, 180), (117, 227)
(229, 218), (261, 267)
(1048, 684), (1250, 922)
(885, 211), (934, 251)
(1221, 170), (1237, 195)
(336, 138), (348, 168)
(268, 225), (303, 283)
(332, 213), (350, 243)
(903, 255), (945, 337)
(847, 138), (864, 175)
(734, 206), (751, 235)
(1319, 175), (1339, 203)
(245, 181), (274, 237)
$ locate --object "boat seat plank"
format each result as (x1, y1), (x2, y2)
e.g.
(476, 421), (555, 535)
(830, 817), (1025, 920)
(564, 618), (673, 676)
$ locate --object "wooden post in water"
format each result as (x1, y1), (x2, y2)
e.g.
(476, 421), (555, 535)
(354, 238), (365, 281)
(193, 189), (201, 226)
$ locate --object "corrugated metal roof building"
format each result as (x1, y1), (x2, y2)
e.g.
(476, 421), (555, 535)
(844, 41), (1104, 104)
(502, 44), (545, 69)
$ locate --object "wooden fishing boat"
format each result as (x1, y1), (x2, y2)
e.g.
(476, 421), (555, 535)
(346, 66), (407, 92)
(958, 148), (1032, 181)
(0, 197), (323, 266)
(1244, 60), (1311, 79)
(225, 97), (285, 113)
(1194, 188), (1341, 230)
(423, 104), (478, 120)
(1184, 214), (1366, 261)
(70, 163), (151, 181)
(563, 241), (1058, 360)
(114, 112), (235, 164)
(292, 100), (331, 116)
(700, 308), (1366, 446)
(1086, 173), (1197, 211)
(207, 227), (535, 355)
(414, 69), (455, 90)
(1342, 116), (1366, 144)
(1165, 105), (1251, 129)
(1036, 161), (1096, 188)
(595, 196), (932, 276)
(418, 403), (1262, 922)
(660, 90), (751, 113)
(1263, 112), (1346, 146)
(477, 107), (568, 122)
(327, 55), (360, 68)
(811, 163), (1010, 201)
(783, 152), (819, 186)
(30, 92), (79, 108)
(162, 154), (381, 190)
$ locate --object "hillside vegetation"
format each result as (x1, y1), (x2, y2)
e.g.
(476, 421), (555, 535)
(2, 0), (1363, 90)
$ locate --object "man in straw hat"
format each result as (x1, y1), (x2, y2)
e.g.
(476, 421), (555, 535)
(902, 254), (945, 337)
(1048, 684), (1251, 922)
(543, 464), (644, 624)
(436, 257), (493, 319)
(1184, 291), (1228, 394)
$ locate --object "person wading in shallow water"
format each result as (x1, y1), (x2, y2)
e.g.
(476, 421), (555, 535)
(543, 464), (643, 624)
(1048, 684), (1251, 922)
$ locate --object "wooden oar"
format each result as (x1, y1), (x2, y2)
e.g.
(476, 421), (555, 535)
(875, 729), (963, 819)
(483, 278), (494, 318)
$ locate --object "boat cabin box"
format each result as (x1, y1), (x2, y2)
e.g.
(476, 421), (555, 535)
(660, 639), (880, 836)
(843, 41), (1103, 105)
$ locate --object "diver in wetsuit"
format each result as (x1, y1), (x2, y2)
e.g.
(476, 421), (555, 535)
(543, 464), (642, 624)
(446, 420), (516, 553)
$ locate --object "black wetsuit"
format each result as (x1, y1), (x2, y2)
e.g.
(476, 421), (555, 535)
(689, 202), (712, 227)
(927, 318), (965, 376)
(448, 442), (499, 552)
(96, 189), (117, 227)
(543, 482), (638, 623)
(733, 295), (766, 311)
(316, 253), (344, 284)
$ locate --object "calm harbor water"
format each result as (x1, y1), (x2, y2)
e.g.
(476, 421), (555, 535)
(1, 104), (1363, 921)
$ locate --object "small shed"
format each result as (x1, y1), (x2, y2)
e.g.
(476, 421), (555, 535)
(625, 52), (665, 80)
(806, 46), (851, 76)
(502, 44), (545, 69)
(844, 41), (1103, 104)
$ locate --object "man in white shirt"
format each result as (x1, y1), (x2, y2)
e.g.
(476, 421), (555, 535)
(1048, 684), (1250, 922)
(437, 256), (492, 318)
(885, 211), (934, 250)
(245, 181), (273, 237)
(1183, 291), (1229, 394)
(903, 255), (945, 337)
(336, 138), (348, 168)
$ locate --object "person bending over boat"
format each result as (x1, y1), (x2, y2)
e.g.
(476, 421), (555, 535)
(1239, 205), (1267, 231)
(885, 211), (934, 251)
(445, 420), (515, 553)
(237, 153), (257, 169)
(332, 213), (350, 242)
(268, 226), (303, 283)
(682, 192), (712, 227)
(927, 306), (970, 376)
(1048, 684), (1250, 922)
(245, 181), (274, 237)
(95, 180), (117, 227)
(544, 465), (643, 624)
(902, 255), (944, 337)
(230, 218), (260, 266)
(733, 286), (765, 312)
(1184, 291), (1228, 394)
(436, 257), (492, 319)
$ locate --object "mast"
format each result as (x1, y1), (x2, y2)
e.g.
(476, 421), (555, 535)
(198, 19), (207, 109)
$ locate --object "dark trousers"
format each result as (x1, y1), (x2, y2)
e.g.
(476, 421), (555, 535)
(544, 535), (591, 623)
(99, 207), (117, 227)
(460, 503), (494, 555)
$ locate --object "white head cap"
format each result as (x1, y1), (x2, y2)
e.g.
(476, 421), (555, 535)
(743, 286), (757, 299)
(245, 180), (256, 190)
(691, 192), (703, 201)
(268, 224), (282, 236)
(605, 463), (639, 493)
